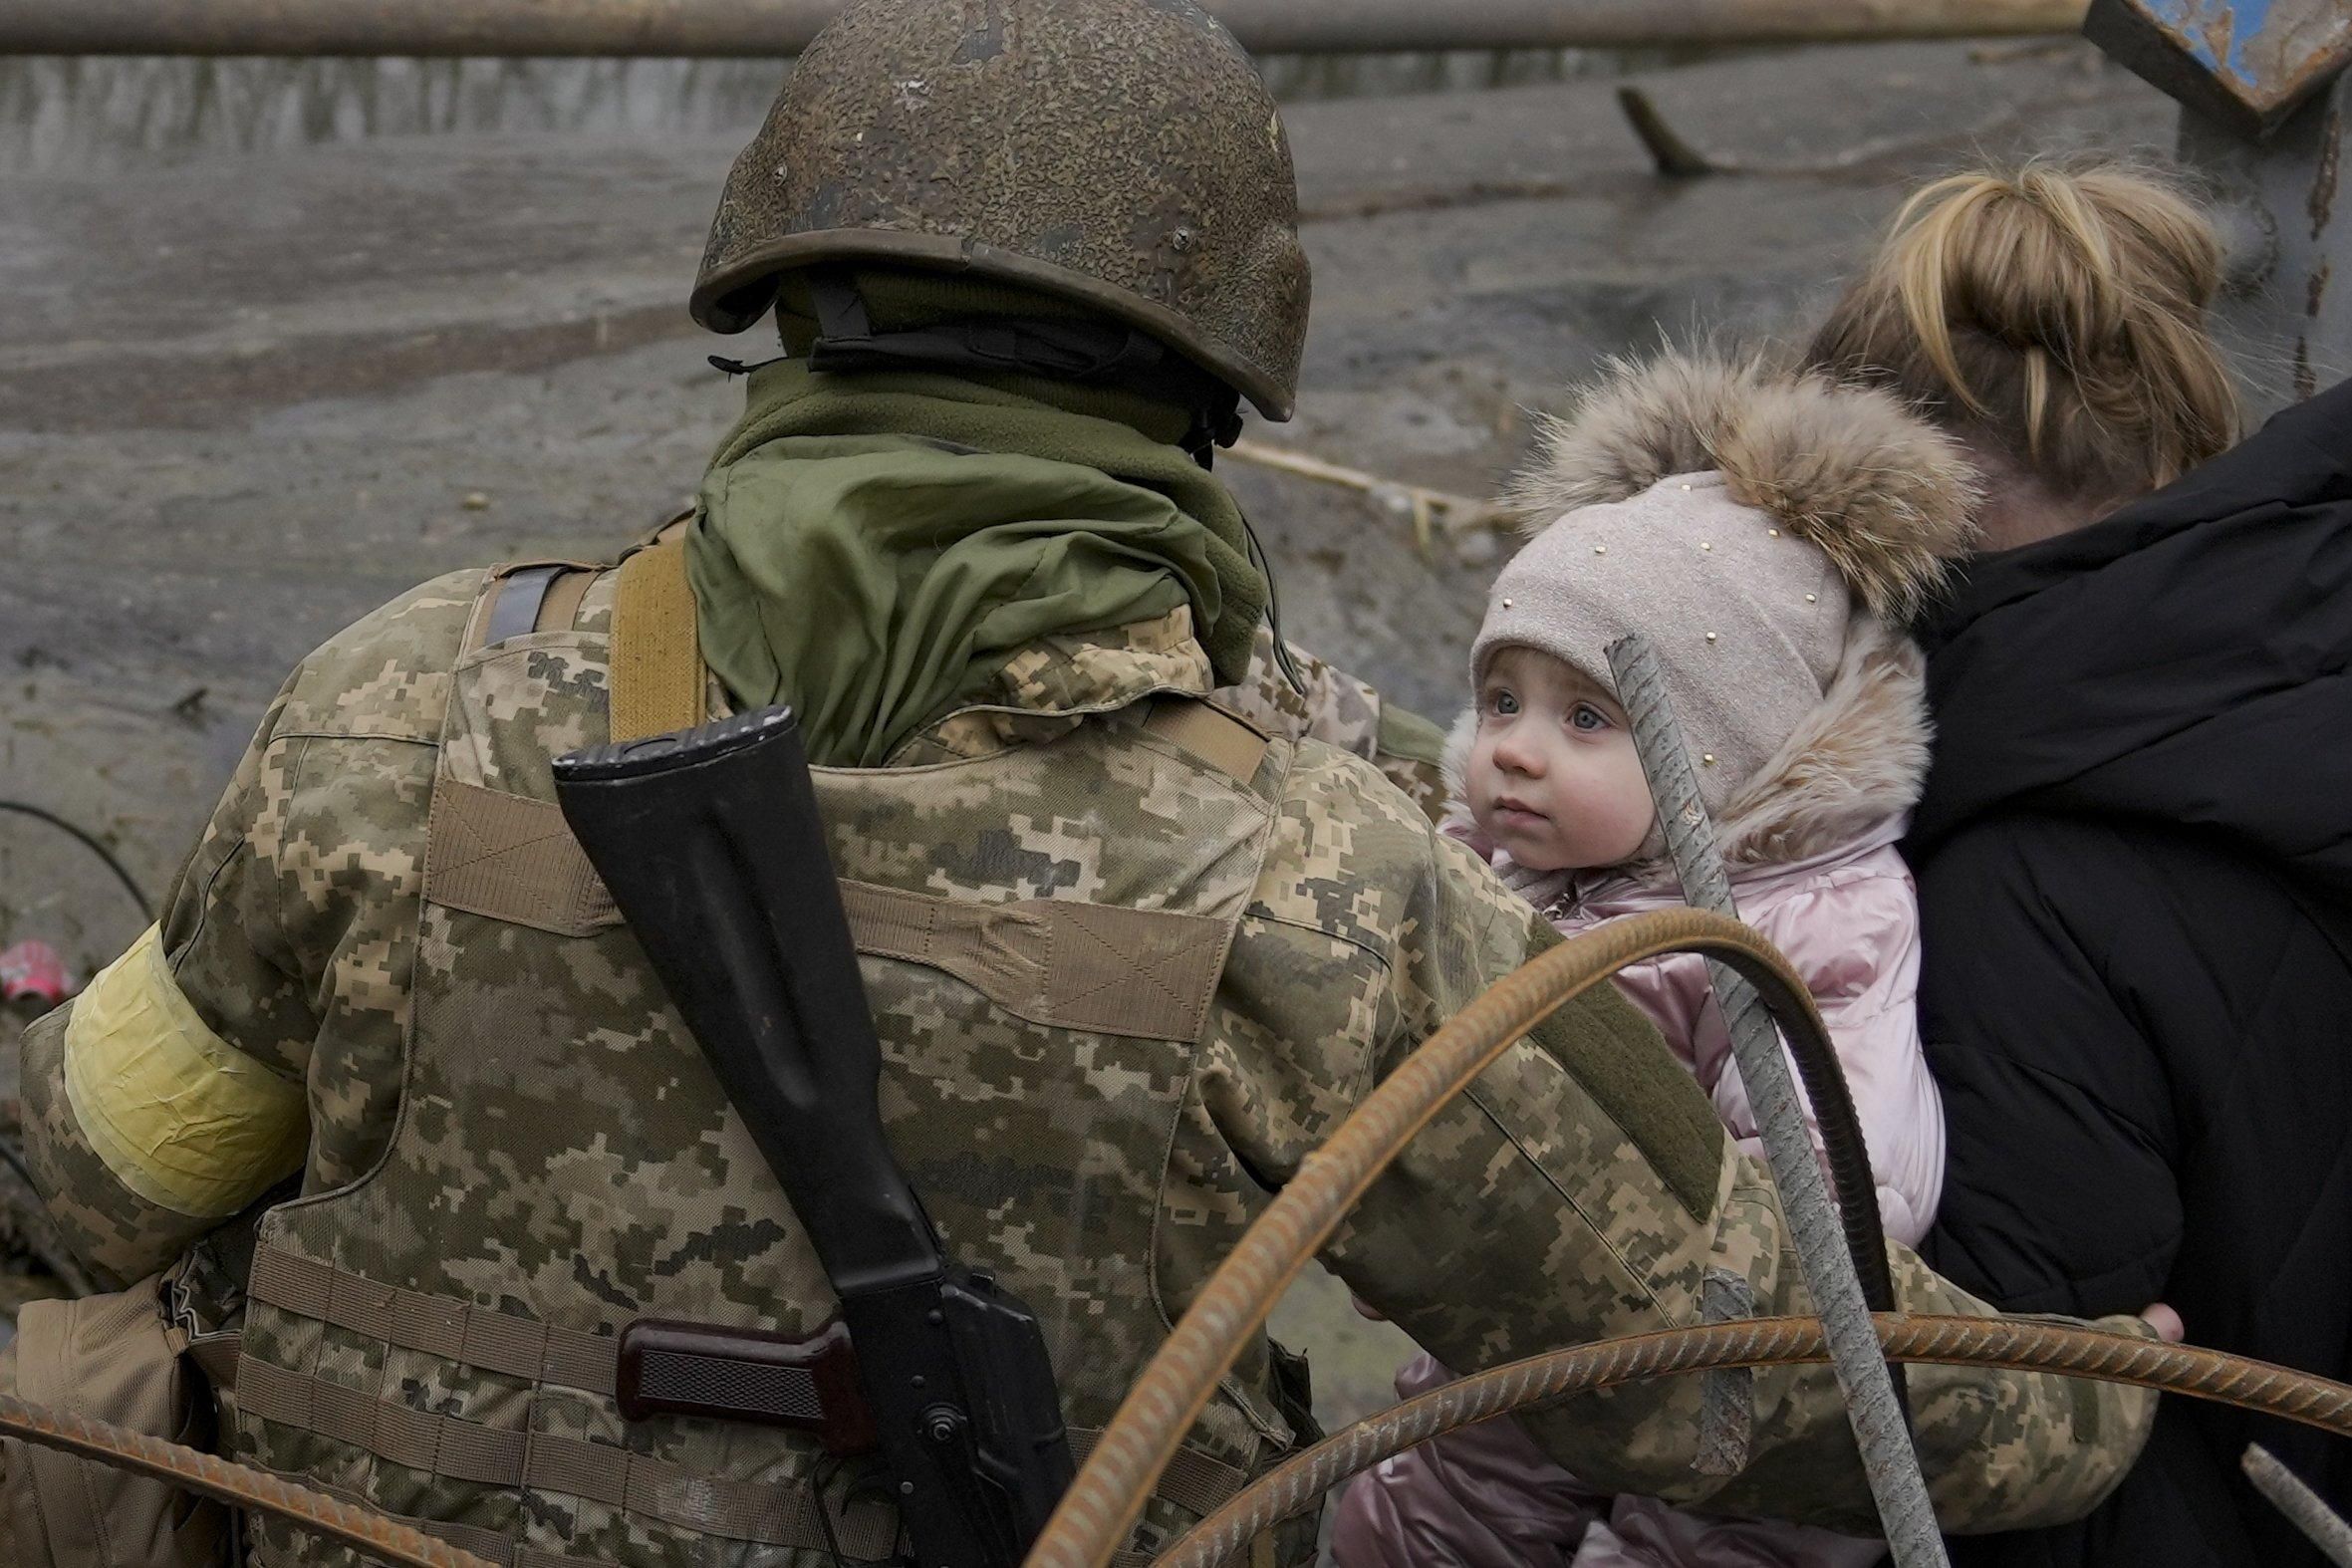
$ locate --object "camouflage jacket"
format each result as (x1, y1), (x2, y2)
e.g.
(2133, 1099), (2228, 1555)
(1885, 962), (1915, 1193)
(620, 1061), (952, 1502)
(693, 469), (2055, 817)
(22, 562), (2156, 1564)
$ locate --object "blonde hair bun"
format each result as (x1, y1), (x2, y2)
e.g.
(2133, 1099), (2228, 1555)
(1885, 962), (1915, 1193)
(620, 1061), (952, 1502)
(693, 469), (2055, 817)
(1809, 157), (2237, 501)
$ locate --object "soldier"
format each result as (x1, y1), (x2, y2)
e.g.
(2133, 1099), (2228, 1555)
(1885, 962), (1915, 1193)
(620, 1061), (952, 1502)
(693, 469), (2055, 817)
(14, 3), (2158, 1565)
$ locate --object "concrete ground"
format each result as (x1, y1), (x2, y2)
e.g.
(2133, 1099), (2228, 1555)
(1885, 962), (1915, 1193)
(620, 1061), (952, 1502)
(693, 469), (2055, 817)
(0, 36), (2174, 1422)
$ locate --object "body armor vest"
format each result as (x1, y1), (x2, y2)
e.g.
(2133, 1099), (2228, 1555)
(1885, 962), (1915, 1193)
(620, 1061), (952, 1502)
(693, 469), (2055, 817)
(224, 555), (1310, 1567)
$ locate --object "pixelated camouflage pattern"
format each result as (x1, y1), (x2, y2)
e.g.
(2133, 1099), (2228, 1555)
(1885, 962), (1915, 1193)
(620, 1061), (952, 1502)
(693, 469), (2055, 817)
(18, 574), (471, 1288)
(1212, 623), (1448, 824)
(25, 558), (2155, 1566)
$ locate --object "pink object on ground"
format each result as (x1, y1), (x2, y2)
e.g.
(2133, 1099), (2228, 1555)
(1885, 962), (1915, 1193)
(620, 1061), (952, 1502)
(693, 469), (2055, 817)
(0, 939), (72, 1007)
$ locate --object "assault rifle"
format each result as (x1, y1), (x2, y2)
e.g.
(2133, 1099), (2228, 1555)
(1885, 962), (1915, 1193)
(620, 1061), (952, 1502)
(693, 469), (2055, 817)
(552, 706), (1075, 1568)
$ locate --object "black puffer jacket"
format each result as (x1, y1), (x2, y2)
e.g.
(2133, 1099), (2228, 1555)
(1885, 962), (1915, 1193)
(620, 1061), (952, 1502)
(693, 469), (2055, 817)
(1910, 382), (2352, 1568)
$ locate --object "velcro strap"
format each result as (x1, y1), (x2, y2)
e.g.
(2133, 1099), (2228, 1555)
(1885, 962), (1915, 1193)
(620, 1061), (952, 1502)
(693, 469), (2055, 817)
(609, 536), (706, 742)
(235, 1353), (1247, 1560)
(1143, 697), (1268, 786)
(424, 780), (617, 939)
(844, 880), (1232, 1043)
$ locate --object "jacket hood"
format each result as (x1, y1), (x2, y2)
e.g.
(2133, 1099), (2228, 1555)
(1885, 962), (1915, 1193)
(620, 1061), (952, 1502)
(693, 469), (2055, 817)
(1443, 612), (1932, 876)
(1501, 351), (1980, 623)
(1911, 378), (2352, 895)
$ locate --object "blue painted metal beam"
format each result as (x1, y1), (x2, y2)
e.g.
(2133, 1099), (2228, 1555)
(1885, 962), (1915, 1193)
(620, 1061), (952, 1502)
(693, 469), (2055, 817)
(2086, 0), (2352, 136)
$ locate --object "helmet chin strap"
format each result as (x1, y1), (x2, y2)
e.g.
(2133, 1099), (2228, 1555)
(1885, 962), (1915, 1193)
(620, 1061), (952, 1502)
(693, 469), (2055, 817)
(800, 271), (1243, 468)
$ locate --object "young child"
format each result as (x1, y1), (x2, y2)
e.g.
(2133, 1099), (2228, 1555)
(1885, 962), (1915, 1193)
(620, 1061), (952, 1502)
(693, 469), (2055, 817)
(1332, 350), (1979, 1568)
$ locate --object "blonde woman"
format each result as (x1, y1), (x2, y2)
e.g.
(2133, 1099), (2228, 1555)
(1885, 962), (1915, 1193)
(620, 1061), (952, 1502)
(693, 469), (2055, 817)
(1811, 160), (2352, 1568)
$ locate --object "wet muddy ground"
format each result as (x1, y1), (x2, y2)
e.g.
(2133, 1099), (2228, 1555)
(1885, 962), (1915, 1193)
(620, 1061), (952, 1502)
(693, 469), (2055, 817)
(0, 36), (2171, 1415)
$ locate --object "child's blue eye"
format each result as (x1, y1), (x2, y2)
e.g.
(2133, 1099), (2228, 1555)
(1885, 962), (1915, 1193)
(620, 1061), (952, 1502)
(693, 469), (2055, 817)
(1570, 703), (1608, 732)
(1489, 690), (1520, 717)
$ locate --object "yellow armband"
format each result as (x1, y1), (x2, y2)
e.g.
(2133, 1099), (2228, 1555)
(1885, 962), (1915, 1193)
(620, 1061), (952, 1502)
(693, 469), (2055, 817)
(61, 925), (308, 1218)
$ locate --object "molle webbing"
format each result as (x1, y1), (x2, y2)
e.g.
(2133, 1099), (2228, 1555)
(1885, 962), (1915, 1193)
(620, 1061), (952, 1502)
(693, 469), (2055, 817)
(236, 1355), (898, 1556)
(238, 1242), (1246, 1562)
(609, 535), (708, 741)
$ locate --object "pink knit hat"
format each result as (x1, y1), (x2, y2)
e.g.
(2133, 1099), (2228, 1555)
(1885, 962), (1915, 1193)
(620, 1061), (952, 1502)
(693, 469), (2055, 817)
(1474, 354), (1979, 816)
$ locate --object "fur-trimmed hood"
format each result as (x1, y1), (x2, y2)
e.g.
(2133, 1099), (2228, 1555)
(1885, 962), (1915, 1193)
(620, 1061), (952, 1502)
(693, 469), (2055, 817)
(1451, 351), (1970, 881)
(1500, 351), (1979, 623)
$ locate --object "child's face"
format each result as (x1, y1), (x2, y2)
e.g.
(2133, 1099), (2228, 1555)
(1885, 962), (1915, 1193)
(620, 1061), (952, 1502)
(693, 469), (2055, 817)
(1466, 648), (1656, 874)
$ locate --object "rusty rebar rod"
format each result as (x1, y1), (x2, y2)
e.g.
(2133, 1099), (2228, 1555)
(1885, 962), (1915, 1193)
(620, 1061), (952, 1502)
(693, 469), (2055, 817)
(1158, 1320), (2352, 1567)
(3, 0), (2090, 59)
(0, 1391), (495, 1568)
(1024, 908), (1856, 1568)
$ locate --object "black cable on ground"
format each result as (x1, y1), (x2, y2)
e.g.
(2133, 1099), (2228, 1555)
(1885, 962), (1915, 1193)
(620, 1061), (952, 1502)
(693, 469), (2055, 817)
(0, 800), (155, 923)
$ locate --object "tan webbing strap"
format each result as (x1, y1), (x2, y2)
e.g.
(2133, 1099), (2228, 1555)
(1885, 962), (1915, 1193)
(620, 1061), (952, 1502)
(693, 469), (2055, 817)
(533, 568), (596, 636)
(236, 1356), (904, 1558)
(1143, 698), (1269, 787)
(843, 880), (1231, 1043)
(242, 1243), (1258, 1545)
(423, 780), (618, 940)
(184, 1332), (244, 1392)
(609, 536), (707, 742)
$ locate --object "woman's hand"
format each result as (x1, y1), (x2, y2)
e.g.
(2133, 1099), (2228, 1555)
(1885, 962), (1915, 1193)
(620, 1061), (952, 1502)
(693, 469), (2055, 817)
(2141, 1302), (2185, 1343)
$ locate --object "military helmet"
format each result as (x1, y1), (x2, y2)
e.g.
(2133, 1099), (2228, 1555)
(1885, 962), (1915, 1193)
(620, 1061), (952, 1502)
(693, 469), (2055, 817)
(690, 0), (1311, 420)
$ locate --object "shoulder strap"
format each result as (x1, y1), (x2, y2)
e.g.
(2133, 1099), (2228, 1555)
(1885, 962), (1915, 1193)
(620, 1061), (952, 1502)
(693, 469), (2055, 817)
(462, 560), (607, 655)
(609, 534), (708, 742)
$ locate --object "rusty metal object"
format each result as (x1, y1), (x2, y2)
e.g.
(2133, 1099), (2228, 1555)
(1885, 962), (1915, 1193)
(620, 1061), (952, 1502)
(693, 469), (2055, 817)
(1157, 1319), (2352, 1567)
(2085, 0), (2352, 138)
(0, 0), (2090, 59)
(2084, 1), (2352, 417)
(0, 1390), (498, 1568)
(2179, 77), (2350, 414)
(2244, 1443), (2352, 1566)
(692, 0), (1309, 420)
(1022, 907), (1842, 1568)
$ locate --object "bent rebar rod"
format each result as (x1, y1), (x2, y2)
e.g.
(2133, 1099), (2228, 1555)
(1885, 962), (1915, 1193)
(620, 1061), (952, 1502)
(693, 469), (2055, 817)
(1608, 633), (1946, 1567)
(21, 1314), (2352, 1568)
(0, 1391), (493, 1568)
(1159, 1320), (2352, 1566)
(1027, 907), (1869, 1567)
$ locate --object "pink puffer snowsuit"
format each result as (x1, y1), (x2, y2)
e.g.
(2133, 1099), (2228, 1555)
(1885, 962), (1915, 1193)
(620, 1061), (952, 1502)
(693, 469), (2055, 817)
(1333, 352), (1965, 1568)
(1332, 703), (1942, 1568)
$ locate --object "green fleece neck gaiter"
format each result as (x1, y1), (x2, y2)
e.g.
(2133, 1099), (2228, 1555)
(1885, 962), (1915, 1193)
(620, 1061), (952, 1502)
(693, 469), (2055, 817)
(687, 359), (1267, 767)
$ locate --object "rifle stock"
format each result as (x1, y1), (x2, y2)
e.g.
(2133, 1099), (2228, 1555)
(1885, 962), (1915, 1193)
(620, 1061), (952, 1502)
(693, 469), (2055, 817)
(554, 705), (1075, 1568)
